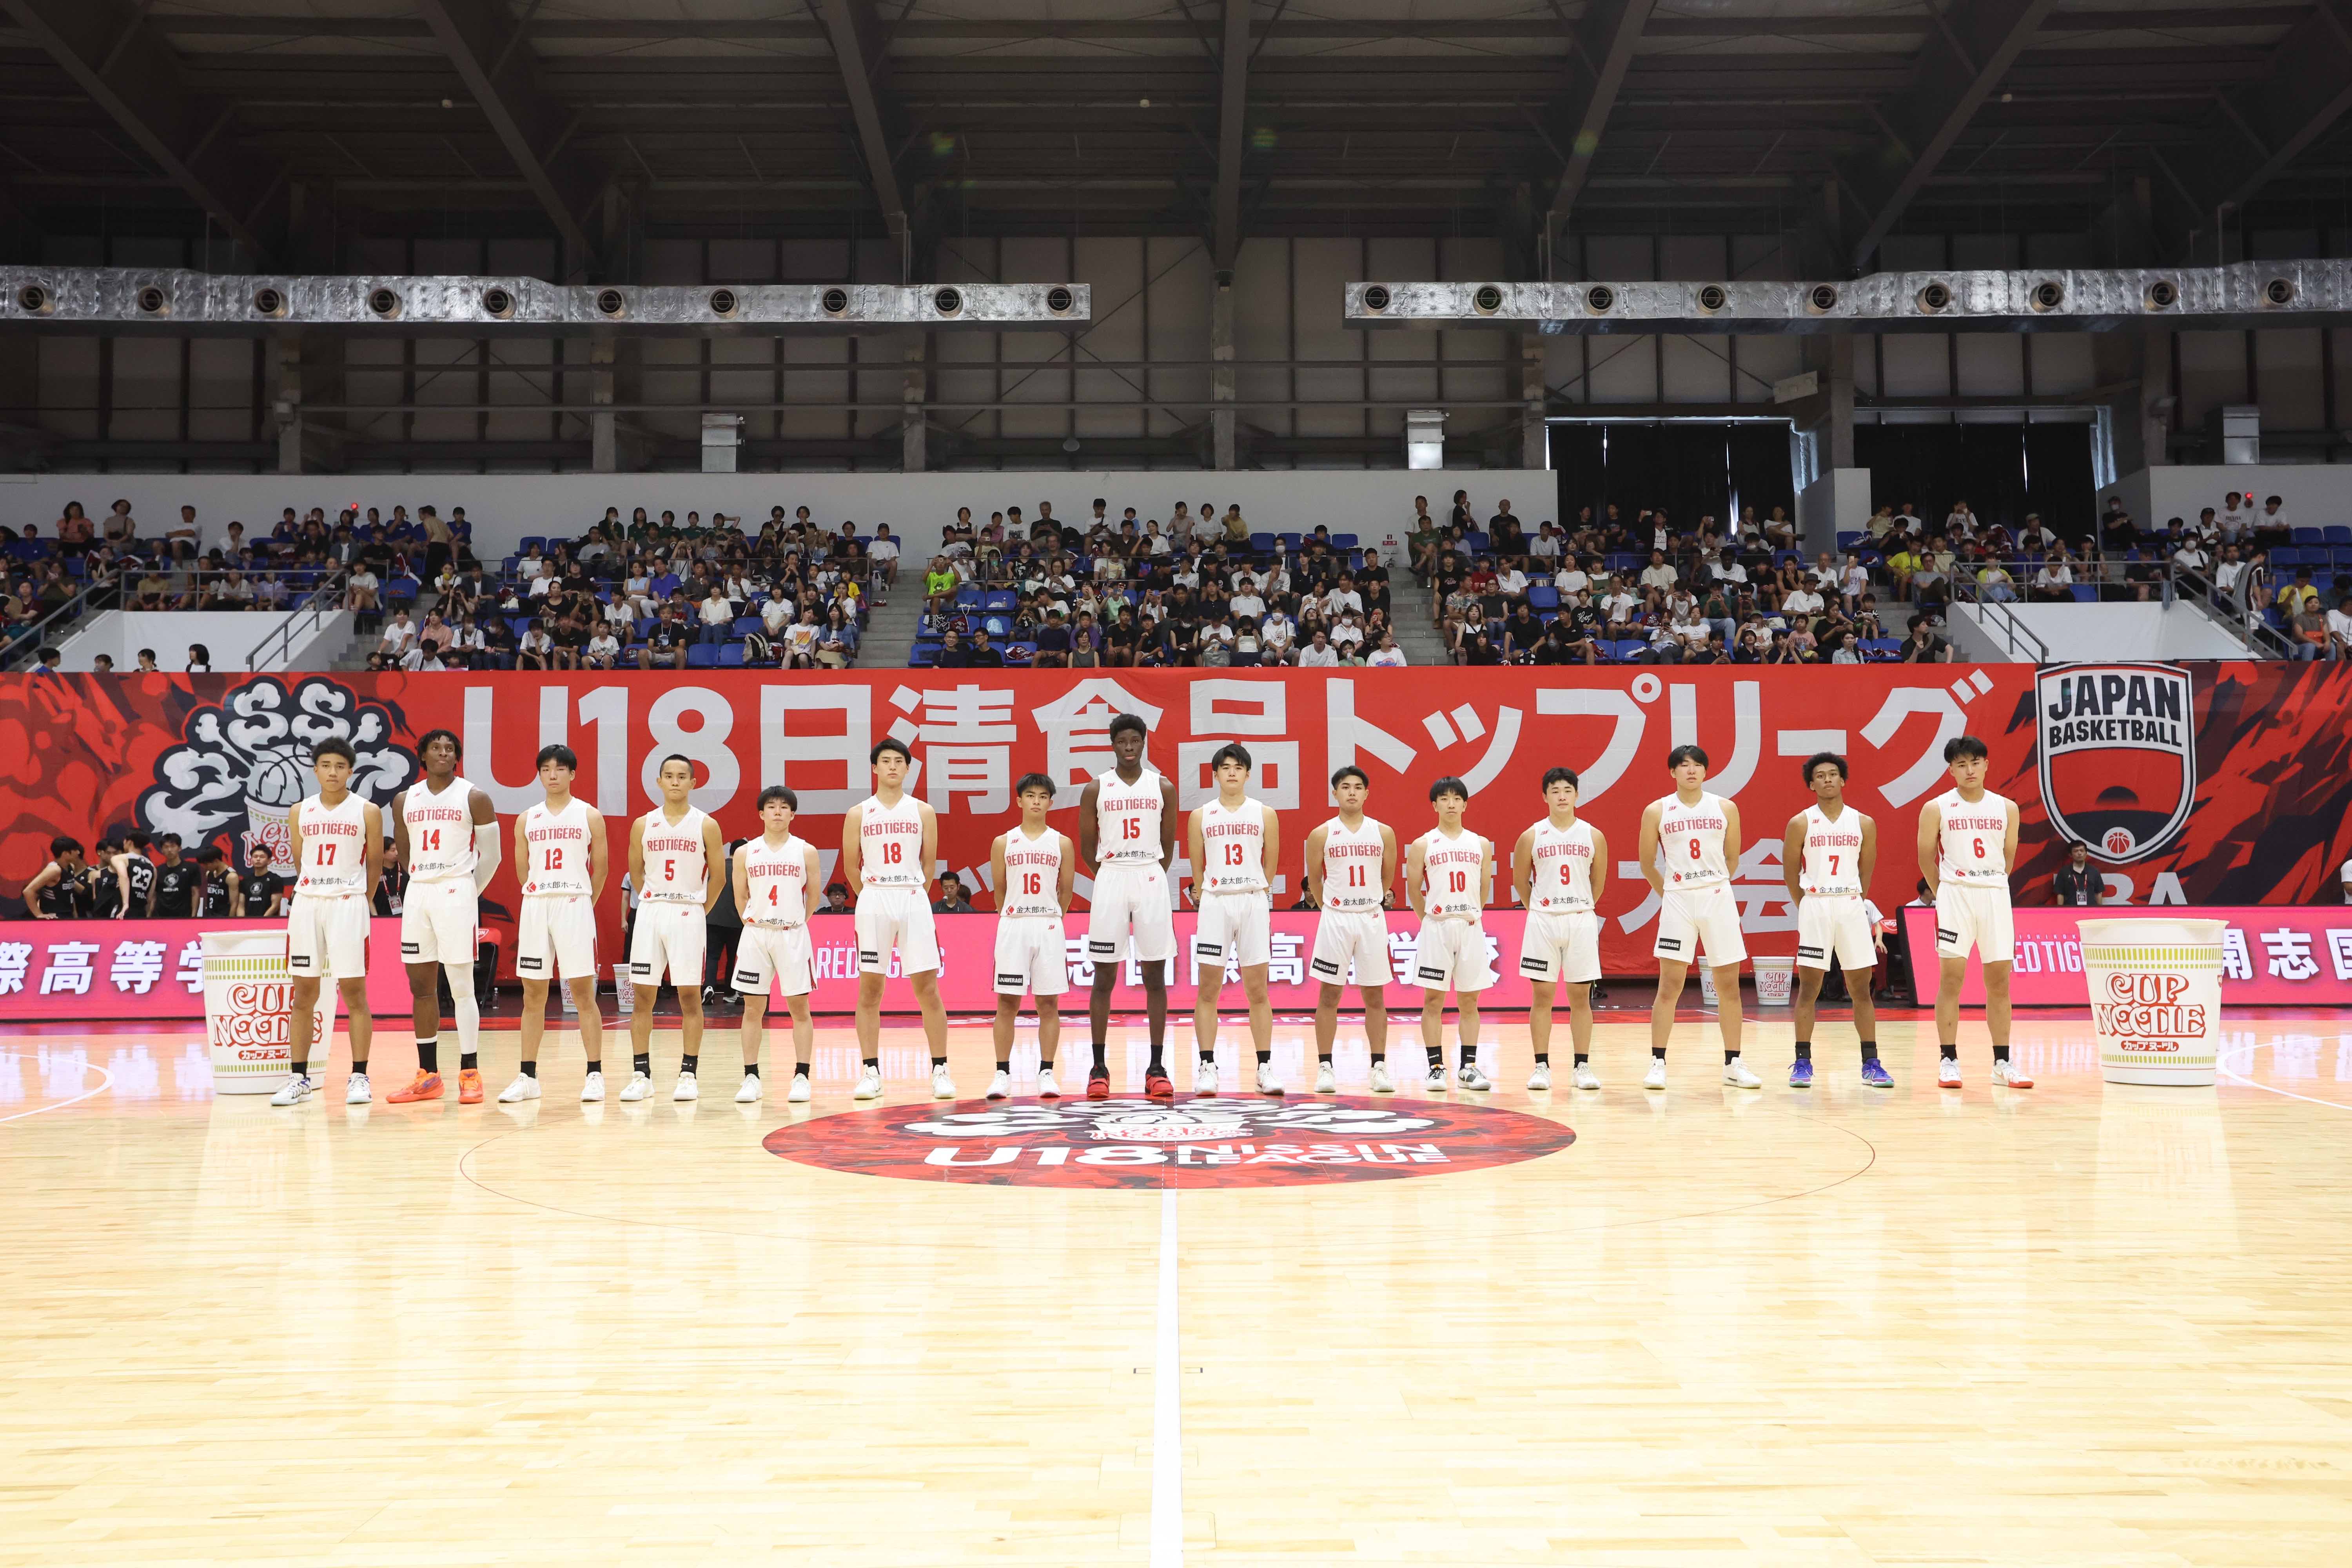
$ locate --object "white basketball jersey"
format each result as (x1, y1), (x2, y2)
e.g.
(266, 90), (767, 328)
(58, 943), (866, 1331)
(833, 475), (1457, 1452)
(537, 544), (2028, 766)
(638, 805), (710, 904)
(1000, 827), (1065, 917)
(401, 776), (476, 882)
(1417, 827), (1486, 919)
(293, 793), (370, 898)
(1198, 797), (1267, 895)
(1656, 791), (1731, 890)
(1526, 817), (1596, 912)
(1095, 767), (1165, 866)
(856, 792), (924, 887)
(1318, 816), (1387, 912)
(1933, 789), (2013, 885)
(742, 834), (811, 927)
(521, 797), (594, 897)
(1799, 804), (1866, 895)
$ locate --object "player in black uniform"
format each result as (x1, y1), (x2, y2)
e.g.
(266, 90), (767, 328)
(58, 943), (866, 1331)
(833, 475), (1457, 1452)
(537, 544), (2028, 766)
(114, 832), (158, 918)
(194, 846), (239, 917)
(88, 838), (124, 920)
(240, 844), (287, 917)
(23, 838), (89, 918)
(150, 833), (198, 917)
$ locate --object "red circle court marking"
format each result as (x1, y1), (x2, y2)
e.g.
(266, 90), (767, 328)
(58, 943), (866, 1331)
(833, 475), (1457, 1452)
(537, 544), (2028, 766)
(762, 1095), (1575, 1189)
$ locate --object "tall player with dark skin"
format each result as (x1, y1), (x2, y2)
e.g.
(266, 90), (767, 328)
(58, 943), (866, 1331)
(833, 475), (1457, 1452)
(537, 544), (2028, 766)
(1077, 722), (1179, 1088)
(389, 732), (497, 1103)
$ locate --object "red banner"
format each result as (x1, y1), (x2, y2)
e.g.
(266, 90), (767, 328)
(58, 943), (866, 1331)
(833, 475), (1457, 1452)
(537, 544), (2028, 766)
(0, 918), (417, 1020)
(3, 666), (2347, 981)
(1902, 905), (2352, 1008)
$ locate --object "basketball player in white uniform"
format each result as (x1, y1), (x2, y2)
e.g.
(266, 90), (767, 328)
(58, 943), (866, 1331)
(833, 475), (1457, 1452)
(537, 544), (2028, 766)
(1638, 744), (1758, 1090)
(1918, 734), (2032, 1089)
(1078, 713), (1178, 1100)
(500, 744), (609, 1103)
(1188, 743), (1281, 1095)
(270, 738), (383, 1106)
(1513, 766), (1609, 1093)
(1406, 776), (1495, 1092)
(844, 737), (947, 1100)
(626, 755), (726, 1102)
(388, 728), (499, 1105)
(1782, 752), (1888, 1091)
(989, 772), (1076, 1100)
(1305, 764), (1398, 1094)
(733, 784), (820, 1103)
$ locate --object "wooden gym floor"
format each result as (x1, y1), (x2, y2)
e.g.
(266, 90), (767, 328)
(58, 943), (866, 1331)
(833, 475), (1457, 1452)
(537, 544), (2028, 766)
(2, 1004), (2349, 1567)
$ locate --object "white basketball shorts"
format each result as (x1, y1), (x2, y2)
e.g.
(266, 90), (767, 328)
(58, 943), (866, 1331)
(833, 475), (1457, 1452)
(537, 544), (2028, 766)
(1309, 909), (1393, 987)
(517, 894), (597, 983)
(629, 900), (708, 987)
(286, 893), (369, 982)
(1413, 916), (1495, 993)
(855, 885), (940, 975)
(733, 922), (814, 998)
(1087, 862), (1176, 965)
(1654, 882), (1747, 966)
(1519, 908), (1601, 985)
(993, 916), (1070, 998)
(1934, 883), (2014, 965)
(1194, 892), (1272, 970)
(399, 877), (479, 967)
(1796, 894), (1878, 971)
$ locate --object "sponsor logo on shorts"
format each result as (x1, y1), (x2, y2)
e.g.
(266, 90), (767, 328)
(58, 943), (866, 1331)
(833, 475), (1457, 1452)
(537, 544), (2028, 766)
(1519, 957), (1550, 975)
(1797, 945), (1825, 961)
(1087, 939), (1118, 957)
(1657, 935), (1684, 953)
(733, 970), (761, 987)
(630, 961), (653, 978)
(1310, 957), (1342, 978)
(1937, 927), (1959, 945)
(995, 973), (1026, 987)
(401, 941), (421, 956)
(1196, 941), (1225, 960)
(766, 1096), (1575, 1190)
(517, 955), (544, 973)
(859, 949), (880, 964)
(1415, 965), (1445, 983)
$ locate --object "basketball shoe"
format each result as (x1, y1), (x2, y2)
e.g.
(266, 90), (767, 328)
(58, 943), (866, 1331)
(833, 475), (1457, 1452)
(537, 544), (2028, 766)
(497, 1073), (541, 1103)
(1723, 1057), (1762, 1089)
(787, 1071), (812, 1103)
(1370, 1060), (1396, 1094)
(1642, 1056), (1668, 1091)
(1314, 1060), (1337, 1094)
(1991, 1058), (2034, 1088)
(1527, 1063), (1552, 1091)
(854, 1064), (884, 1099)
(1037, 1065), (1060, 1098)
(985, 1068), (1012, 1099)
(389, 1070), (443, 1104)
(269, 1073), (313, 1106)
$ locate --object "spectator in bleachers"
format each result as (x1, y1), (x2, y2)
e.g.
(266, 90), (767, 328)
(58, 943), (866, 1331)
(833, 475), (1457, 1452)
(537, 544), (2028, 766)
(967, 628), (1005, 669)
(817, 607), (860, 668)
(639, 610), (690, 671)
(2327, 593), (2352, 661)
(2255, 494), (2290, 545)
(933, 627), (968, 668)
(2287, 593), (2328, 661)
(1976, 557), (2019, 603)
(581, 622), (620, 670)
(1899, 615), (1950, 663)
(697, 584), (734, 646)
(185, 643), (212, 673)
(376, 608), (418, 666)
(1500, 602), (1543, 660)
(1639, 550), (1677, 596)
(449, 615), (488, 669)
(1297, 629), (1337, 667)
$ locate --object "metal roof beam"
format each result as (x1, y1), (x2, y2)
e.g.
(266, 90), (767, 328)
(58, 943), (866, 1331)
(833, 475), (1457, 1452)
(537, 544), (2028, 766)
(815, 0), (913, 268)
(2153, 0), (2352, 258)
(1541, 0), (1657, 242)
(1210, 0), (1251, 274)
(0, 0), (291, 263)
(410, 0), (602, 274)
(1838, 0), (2059, 272)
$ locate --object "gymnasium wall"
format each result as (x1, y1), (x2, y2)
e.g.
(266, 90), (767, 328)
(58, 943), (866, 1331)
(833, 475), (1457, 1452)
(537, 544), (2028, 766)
(4, 664), (2346, 977)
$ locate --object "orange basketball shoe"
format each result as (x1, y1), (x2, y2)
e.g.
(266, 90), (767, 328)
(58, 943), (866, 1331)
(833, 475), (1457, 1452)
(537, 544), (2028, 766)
(389, 1070), (445, 1103)
(457, 1067), (484, 1104)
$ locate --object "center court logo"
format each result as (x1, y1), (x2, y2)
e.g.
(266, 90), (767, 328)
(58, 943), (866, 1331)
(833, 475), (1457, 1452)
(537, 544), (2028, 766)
(763, 1095), (1575, 1189)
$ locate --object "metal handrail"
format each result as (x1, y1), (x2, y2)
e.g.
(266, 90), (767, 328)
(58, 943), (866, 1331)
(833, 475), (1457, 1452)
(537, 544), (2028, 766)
(0, 584), (101, 670)
(2167, 564), (2285, 657)
(1949, 574), (2049, 663)
(243, 579), (347, 672)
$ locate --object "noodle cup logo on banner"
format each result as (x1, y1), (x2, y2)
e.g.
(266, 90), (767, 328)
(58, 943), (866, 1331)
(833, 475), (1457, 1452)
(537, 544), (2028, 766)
(2034, 662), (2196, 864)
(137, 676), (415, 862)
(763, 1096), (1575, 1189)
(2093, 969), (2205, 1054)
(209, 979), (293, 1061)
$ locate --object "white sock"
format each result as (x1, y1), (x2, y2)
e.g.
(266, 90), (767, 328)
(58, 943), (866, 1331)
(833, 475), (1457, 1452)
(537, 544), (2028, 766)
(448, 965), (481, 1060)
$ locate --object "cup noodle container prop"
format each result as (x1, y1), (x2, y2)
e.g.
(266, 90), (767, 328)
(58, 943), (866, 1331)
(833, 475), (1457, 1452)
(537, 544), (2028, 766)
(2076, 918), (2225, 1087)
(1753, 958), (1795, 1007)
(201, 929), (335, 1094)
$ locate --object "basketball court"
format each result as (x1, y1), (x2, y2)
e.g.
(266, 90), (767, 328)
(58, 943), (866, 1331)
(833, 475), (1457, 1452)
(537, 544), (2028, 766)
(7, 1005), (2349, 1566)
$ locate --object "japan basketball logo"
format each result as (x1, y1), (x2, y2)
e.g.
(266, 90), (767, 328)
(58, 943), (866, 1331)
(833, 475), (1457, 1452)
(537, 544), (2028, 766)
(766, 1096), (1576, 1190)
(138, 676), (416, 860)
(2034, 662), (2197, 864)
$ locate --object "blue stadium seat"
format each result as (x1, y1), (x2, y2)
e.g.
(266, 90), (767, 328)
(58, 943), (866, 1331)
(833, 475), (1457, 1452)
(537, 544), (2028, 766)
(519, 536), (545, 554)
(1466, 532), (1491, 552)
(2292, 528), (2324, 544)
(983, 615), (1011, 639)
(2323, 526), (2352, 545)
(732, 616), (763, 637)
(718, 645), (746, 667)
(2272, 547), (2305, 567)
(1526, 585), (1560, 612)
(1836, 531), (1864, 548)
(953, 586), (983, 610)
(2070, 584), (2096, 602)
(908, 645), (938, 668)
(1278, 532), (1301, 549)
(1332, 533), (1359, 550)
(636, 617), (655, 639)
(686, 645), (720, 668)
